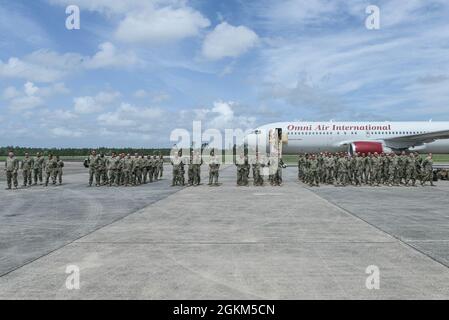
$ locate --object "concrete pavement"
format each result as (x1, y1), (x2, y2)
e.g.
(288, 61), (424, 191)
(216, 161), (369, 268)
(1, 164), (449, 299)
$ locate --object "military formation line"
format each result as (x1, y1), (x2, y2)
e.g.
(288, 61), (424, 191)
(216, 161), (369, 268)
(298, 151), (435, 187)
(3, 150), (437, 190)
(84, 150), (165, 187)
(3, 152), (64, 189)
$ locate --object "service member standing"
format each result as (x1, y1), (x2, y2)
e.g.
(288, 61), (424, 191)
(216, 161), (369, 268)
(4, 151), (19, 190)
(44, 154), (57, 187)
(54, 155), (64, 185)
(192, 152), (202, 186)
(107, 153), (119, 186)
(171, 153), (182, 186)
(21, 152), (34, 187)
(87, 150), (100, 187)
(208, 150), (220, 186)
(142, 155), (149, 184)
(153, 154), (160, 181)
(158, 153), (164, 178)
(33, 152), (45, 185)
(236, 154), (249, 186)
(122, 154), (133, 186)
(421, 153), (434, 186)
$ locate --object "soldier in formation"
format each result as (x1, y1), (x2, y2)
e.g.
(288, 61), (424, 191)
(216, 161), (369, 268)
(298, 152), (436, 187)
(54, 155), (64, 185)
(4, 151), (65, 190)
(21, 153), (33, 187)
(236, 154), (250, 186)
(4, 151), (19, 190)
(83, 151), (165, 187)
(44, 154), (58, 187)
(33, 152), (45, 185)
(208, 150), (220, 186)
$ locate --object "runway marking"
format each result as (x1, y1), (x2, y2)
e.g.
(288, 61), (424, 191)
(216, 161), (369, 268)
(252, 193), (284, 196)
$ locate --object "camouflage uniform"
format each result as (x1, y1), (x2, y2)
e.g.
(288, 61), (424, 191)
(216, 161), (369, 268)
(122, 155), (133, 186)
(147, 156), (154, 183)
(388, 154), (399, 186)
(44, 156), (57, 186)
(33, 155), (45, 185)
(354, 155), (364, 186)
(399, 153), (409, 185)
(405, 154), (417, 186)
(5, 156), (19, 189)
(153, 156), (160, 181)
(87, 154), (100, 186)
(371, 154), (382, 186)
(21, 156), (34, 187)
(252, 161), (264, 186)
(107, 155), (120, 186)
(98, 155), (108, 186)
(208, 155), (220, 185)
(364, 154), (372, 184)
(421, 156), (434, 186)
(158, 154), (164, 178)
(55, 157), (64, 185)
(236, 156), (249, 186)
(192, 155), (202, 186)
(142, 156), (149, 184)
(337, 156), (350, 186)
(272, 158), (286, 186)
(324, 155), (334, 184)
(297, 155), (305, 181)
(171, 155), (182, 186)
(308, 157), (319, 187)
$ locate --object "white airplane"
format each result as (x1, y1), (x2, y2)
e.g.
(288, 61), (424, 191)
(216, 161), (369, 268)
(245, 121), (449, 155)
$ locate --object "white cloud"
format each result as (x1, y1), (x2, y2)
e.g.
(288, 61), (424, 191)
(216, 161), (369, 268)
(202, 22), (258, 60)
(0, 56), (74, 83)
(256, 0), (339, 27)
(97, 103), (163, 127)
(133, 89), (170, 102)
(84, 42), (139, 69)
(2, 86), (21, 100)
(133, 89), (148, 98)
(8, 95), (44, 112)
(116, 6), (210, 44)
(51, 127), (83, 138)
(45, 109), (78, 121)
(2, 81), (68, 112)
(0, 43), (137, 83)
(24, 81), (39, 96)
(193, 101), (256, 129)
(73, 91), (121, 114)
(47, 0), (148, 15)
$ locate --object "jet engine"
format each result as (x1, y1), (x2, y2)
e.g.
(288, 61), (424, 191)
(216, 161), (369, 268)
(349, 141), (391, 155)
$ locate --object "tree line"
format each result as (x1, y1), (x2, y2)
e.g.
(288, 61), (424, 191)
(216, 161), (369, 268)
(0, 147), (172, 157)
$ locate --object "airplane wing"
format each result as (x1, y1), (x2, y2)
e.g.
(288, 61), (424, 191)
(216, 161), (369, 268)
(384, 129), (449, 149)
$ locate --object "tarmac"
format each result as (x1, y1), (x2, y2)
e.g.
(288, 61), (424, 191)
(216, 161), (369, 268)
(1, 162), (449, 299)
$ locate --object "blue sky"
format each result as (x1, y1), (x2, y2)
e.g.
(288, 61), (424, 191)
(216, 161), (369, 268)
(1, 0), (449, 147)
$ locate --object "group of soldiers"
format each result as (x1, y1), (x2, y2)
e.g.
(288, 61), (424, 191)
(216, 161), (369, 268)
(170, 151), (219, 186)
(235, 155), (286, 186)
(298, 151), (435, 187)
(3, 151), (64, 189)
(170, 151), (288, 187)
(84, 150), (164, 187)
(4, 150), (439, 190)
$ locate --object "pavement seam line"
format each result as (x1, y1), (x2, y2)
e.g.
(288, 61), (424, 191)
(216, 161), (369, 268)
(0, 165), (232, 278)
(301, 182), (449, 270)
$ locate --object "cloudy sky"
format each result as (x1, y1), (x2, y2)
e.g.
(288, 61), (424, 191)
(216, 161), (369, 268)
(1, 0), (449, 147)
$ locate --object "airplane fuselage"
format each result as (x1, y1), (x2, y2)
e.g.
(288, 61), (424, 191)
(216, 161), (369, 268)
(251, 121), (449, 154)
